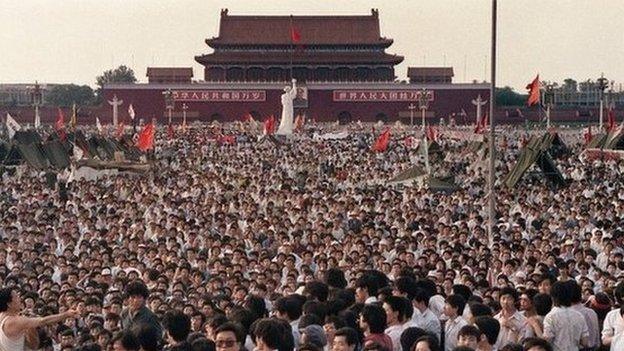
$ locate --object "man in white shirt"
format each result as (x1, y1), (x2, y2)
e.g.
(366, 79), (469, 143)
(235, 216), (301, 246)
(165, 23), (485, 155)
(410, 289), (441, 341)
(543, 281), (589, 351)
(494, 287), (532, 346)
(443, 294), (468, 351)
(569, 281), (601, 349)
(601, 283), (624, 351)
(383, 296), (407, 351)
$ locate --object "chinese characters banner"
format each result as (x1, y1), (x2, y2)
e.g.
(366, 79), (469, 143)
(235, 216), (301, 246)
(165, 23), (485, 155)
(172, 90), (266, 102)
(333, 90), (435, 102)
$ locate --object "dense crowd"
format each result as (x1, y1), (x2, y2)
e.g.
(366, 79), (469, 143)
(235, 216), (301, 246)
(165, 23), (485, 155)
(0, 122), (623, 351)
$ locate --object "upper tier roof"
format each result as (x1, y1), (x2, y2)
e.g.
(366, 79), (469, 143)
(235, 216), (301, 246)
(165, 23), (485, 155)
(205, 9), (393, 47)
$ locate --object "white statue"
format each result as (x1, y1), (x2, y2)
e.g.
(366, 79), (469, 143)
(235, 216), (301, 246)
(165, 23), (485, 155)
(108, 94), (123, 127)
(276, 79), (297, 135)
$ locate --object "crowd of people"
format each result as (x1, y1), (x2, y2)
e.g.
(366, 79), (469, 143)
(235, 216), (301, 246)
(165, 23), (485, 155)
(0, 122), (623, 351)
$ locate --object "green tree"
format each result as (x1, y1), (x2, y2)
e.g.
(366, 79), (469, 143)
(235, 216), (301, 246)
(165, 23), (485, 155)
(95, 65), (137, 101)
(562, 78), (577, 92)
(46, 84), (95, 107)
(495, 86), (527, 106)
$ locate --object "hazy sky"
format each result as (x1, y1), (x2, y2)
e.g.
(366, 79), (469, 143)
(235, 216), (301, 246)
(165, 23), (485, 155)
(2, 0), (623, 91)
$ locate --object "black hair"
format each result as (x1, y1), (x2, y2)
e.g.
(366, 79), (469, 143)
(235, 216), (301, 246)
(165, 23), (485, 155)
(413, 288), (431, 304)
(499, 287), (518, 302)
(468, 302), (492, 318)
(383, 295), (407, 323)
(303, 300), (328, 322)
(111, 331), (140, 351)
(274, 296), (303, 321)
(0, 287), (15, 312)
(446, 294), (467, 315)
(163, 309), (191, 342)
(228, 307), (257, 337)
(399, 327), (428, 351)
(458, 324), (481, 339)
(305, 281), (329, 302)
(522, 337), (553, 351)
(190, 338), (215, 351)
(124, 280), (150, 299)
(324, 268), (348, 289)
(550, 282), (572, 307)
(360, 304), (387, 334)
(566, 280), (583, 304)
(473, 316), (500, 345)
(252, 318), (289, 351)
(214, 322), (244, 344)
(335, 327), (359, 347)
(533, 294), (552, 316)
(298, 313), (322, 329)
(452, 284), (472, 301)
(413, 335), (440, 351)
(130, 323), (161, 351)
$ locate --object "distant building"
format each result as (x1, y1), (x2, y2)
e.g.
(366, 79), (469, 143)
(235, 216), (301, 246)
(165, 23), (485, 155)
(0, 83), (57, 106)
(408, 67), (454, 84)
(146, 67), (193, 84)
(553, 84), (624, 108)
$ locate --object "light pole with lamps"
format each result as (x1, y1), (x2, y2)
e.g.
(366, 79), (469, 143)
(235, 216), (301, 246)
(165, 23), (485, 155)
(544, 82), (555, 129)
(597, 73), (609, 131)
(162, 89), (174, 125)
(418, 88), (431, 175)
(30, 81), (42, 128)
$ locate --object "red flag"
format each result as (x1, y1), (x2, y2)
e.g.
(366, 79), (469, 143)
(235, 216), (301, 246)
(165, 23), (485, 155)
(607, 107), (616, 132)
(526, 75), (541, 106)
(426, 125), (438, 142)
(55, 108), (66, 141)
(219, 135), (236, 145)
(167, 124), (175, 140)
(116, 120), (125, 139)
(263, 115), (276, 135)
(583, 126), (593, 145)
(294, 115), (305, 132)
(137, 123), (155, 151)
(290, 22), (301, 43)
(474, 114), (488, 134)
(403, 136), (413, 148)
(372, 128), (391, 152)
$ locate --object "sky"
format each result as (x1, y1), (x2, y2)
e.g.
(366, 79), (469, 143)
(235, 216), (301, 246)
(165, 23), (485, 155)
(1, 0), (623, 92)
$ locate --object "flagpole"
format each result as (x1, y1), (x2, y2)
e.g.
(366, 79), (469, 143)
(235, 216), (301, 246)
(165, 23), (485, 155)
(487, 0), (497, 246)
(289, 15), (294, 81)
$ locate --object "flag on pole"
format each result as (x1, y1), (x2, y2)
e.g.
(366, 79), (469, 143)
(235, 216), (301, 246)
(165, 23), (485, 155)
(263, 115), (276, 135)
(5, 113), (21, 139)
(426, 125), (438, 142)
(372, 128), (391, 152)
(137, 123), (155, 151)
(96, 117), (103, 133)
(70, 103), (77, 129)
(290, 20), (301, 43)
(56, 108), (67, 141)
(128, 104), (136, 120)
(526, 75), (541, 106)
(583, 126), (593, 145)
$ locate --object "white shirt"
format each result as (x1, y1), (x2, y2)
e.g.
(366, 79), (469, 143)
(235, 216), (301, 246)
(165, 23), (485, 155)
(385, 323), (405, 351)
(601, 309), (624, 351)
(494, 310), (532, 346)
(543, 306), (589, 351)
(571, 304), (600, 349)
(444, 316), (467, 351)
(411, 308), (441, 341)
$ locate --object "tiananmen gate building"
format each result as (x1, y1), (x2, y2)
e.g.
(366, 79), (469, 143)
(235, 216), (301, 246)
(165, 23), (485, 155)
(103, 9), (490, 124)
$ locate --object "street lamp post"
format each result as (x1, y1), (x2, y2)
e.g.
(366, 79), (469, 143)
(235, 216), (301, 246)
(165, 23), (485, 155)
(597, 73), (609, 131)
(544, 83), (555, 129)
(418, 88), (431, 175)
(182, 103), (188, 129)
(162, 89), (174, 125)
(30, 81), (42, 128)
(408, 103), (417, 127)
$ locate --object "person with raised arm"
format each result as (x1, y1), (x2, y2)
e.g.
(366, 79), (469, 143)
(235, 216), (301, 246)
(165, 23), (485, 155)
(0, 287), (78, 351)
